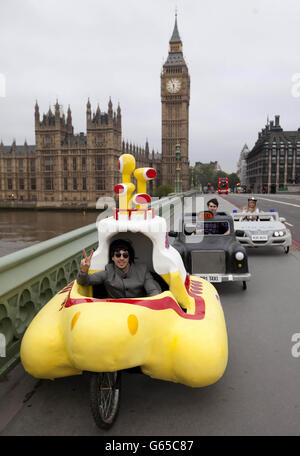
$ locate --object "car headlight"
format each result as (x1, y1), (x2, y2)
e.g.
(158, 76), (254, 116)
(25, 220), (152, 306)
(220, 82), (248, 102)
(273, 231), (286, 237)
(235, 251), (244, 261)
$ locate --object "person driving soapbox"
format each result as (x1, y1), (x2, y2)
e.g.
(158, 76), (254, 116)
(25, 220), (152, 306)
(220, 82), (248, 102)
(77, 239), (161, 299)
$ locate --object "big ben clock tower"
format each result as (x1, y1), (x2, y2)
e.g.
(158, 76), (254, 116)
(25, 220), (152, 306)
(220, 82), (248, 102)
(161, 14), (190, 191)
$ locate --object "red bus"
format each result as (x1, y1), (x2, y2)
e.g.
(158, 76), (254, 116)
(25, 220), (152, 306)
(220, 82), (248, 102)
(218, 177), (229, 194)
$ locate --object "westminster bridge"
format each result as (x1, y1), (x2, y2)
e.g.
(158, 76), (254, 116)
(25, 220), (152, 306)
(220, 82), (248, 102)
(1, 192), (300, 436)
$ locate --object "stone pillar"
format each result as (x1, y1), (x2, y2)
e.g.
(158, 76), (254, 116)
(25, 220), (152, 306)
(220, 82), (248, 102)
(284, 150), (288, 188)
(276, 150), (280, 191)
(292, 148), (296, 183)
(267, 150), (271, 193)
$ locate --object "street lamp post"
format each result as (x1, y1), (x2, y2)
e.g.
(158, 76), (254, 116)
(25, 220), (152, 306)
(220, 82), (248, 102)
(191, 167), (195, 189)
(175, 143), (182, 193)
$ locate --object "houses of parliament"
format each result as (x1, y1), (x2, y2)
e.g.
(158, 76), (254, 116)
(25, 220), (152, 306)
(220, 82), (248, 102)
(0, 15), (190, 208)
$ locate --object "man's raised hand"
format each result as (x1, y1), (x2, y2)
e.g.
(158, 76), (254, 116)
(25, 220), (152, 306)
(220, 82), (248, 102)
(80, 249), (94, 272)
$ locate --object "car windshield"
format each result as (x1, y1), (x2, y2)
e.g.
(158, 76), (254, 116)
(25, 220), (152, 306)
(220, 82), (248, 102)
(237, 214), (276, 222)
(256, 215), (276, 221)
(183, 221), (230, 238)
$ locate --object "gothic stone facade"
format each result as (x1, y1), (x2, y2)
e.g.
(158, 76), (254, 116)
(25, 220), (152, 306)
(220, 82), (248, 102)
(0, 16), (191, 206)
(236, 144), (249, 187)
(0, 100), (161, 208)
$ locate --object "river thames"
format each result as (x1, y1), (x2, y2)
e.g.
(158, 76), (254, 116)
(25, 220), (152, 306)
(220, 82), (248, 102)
(0, 210), (100, 257)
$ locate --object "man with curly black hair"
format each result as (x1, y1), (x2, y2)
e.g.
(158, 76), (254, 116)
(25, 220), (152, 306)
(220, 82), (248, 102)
(77, 239), (161, 298)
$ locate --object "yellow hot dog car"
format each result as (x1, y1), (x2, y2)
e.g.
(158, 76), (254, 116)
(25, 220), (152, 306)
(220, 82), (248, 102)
(20, 154), (228, 429)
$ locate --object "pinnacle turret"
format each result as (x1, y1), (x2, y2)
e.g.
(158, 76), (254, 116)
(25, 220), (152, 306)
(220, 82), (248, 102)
(86, 98), (91, 124)
(67, 104), (73, 133)
(35, 100), (40, 126)
(108, 97), (113, 117)
(67, 105), (72, 121)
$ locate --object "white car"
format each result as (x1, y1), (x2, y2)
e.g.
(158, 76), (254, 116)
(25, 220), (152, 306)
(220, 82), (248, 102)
(232, 211), (292, 254)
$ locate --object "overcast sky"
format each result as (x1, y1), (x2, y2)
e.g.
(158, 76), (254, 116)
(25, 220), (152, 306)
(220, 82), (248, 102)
(1, 0), (300, 172)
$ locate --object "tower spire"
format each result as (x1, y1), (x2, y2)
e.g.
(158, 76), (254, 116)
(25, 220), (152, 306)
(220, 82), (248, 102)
(167, 11), (183, 57)
(67, 104), (72, 122)
(108, 97), (113, 118)
(35, 100), (40, 126)
(170, 10), (181, 43)
(67, 104), (73, 133)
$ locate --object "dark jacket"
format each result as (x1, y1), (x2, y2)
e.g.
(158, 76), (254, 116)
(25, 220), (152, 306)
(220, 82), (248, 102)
(77, 262), (161, 299)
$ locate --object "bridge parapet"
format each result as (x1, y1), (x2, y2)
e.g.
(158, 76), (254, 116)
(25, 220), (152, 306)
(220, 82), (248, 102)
(0, 223), (99, 378)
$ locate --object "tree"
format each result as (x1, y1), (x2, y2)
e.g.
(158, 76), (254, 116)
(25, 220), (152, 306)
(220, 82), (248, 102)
(228, 173), (240, 189)
(155, 184), (174, 197)
(194, 164), (215, 188)
(191, 163), (239, 192)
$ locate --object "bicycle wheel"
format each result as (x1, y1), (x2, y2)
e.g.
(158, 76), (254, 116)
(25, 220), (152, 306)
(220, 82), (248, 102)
(90, 371), (121, 430)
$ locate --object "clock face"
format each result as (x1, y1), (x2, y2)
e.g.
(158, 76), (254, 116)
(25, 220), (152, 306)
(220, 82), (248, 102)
(166, 78), (181, 94)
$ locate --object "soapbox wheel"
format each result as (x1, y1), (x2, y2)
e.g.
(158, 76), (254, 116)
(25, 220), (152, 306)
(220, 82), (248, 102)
(284, 246), (289, 254)
(90, 371), (121, 430)
(242, 281), (247, 290)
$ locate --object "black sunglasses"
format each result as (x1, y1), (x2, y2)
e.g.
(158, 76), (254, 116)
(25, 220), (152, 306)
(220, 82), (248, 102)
(114, 252), (129, 258)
